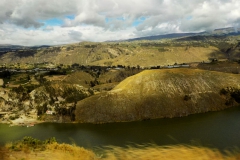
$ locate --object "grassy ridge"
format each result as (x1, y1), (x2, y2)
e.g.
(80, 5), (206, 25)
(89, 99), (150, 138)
(75, 68), (240, 123)
(1, 137), (239, 160)
(1, 137), (96, 160)
(1, 39), (239, 67)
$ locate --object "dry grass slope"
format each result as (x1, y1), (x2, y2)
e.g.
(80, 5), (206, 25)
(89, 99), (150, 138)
(1, 40), (236, 67)
(75, 68), (240, 123)
(62, 71), (95, 87)
(2, 143), (96, 160)
(2, 144), (240, 160)
(103, 145), (240, 160)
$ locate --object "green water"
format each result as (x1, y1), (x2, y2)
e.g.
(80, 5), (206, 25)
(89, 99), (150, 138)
(1, 107), (240, 150)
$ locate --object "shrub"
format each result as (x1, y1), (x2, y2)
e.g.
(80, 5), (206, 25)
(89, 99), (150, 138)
(231, 90), (240, 103)
(220, 88), (228, 95)
(184, 95), (191, 101)
(220, 87), (240, 105)
(7, 137), (57, 151)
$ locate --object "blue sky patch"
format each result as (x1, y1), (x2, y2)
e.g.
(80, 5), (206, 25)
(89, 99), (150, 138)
(105, 17), (111, 23)
(38, 18), (63, 27)
(105, 16), (126, 23)
(132, 17), (146, 26)
(66, 15), (75, 20)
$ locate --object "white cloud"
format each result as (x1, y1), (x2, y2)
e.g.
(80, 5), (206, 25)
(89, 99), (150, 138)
(0, 23), (136, 46)
(0, 0), (239, 45)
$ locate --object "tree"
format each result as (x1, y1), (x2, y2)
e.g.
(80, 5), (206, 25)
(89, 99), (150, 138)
(27, 75), (31, 81)
(220, 87), (240, 105)
(39, 75), (46, 84)
(137, 65), (140, 70)
(90, 81), (95, 87)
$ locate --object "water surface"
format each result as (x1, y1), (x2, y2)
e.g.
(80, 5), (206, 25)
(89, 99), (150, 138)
(0, 107), (240, 151)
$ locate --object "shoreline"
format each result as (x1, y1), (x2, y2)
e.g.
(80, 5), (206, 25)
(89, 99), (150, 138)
(0, 114), (42, 127)
(1, 106), (239, 127)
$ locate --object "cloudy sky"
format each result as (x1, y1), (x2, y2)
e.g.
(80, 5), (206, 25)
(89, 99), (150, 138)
(0, 0), (239, 46)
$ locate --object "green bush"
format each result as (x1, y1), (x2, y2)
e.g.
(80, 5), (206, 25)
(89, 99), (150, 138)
(220, 88), (228, 95)
(231, 90), (240, 103)
(220, 87), (240, 105)
(8, 137), (57, 151)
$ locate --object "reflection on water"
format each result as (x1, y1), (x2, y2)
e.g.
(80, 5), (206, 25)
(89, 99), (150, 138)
(0, 107), (240, 150)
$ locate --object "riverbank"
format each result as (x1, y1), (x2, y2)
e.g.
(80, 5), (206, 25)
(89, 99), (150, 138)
(0, 112), (42, 127)
(1, 107), (240, 151)
(10, 115), (42, 127)
(1, 104), (240, 128)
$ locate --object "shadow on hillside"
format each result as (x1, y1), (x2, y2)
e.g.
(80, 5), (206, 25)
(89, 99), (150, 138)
(208, 51), (228, 60)
(15, 50), (38, 58)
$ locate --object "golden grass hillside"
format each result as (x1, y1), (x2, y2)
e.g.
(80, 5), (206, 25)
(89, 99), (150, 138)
(102, 145), (240, 160)
(62, 71), (95, 87)
(75, 68), (240, 123)
(1, 143), (240, 160)
(1, 143), (96, 160)
(0, 41), (232, 67)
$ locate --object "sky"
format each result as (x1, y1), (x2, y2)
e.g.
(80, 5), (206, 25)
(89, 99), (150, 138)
(0, 0), (239, 46)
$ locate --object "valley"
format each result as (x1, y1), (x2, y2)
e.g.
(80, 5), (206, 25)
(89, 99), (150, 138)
(0, 33), (240, 125)
(2, 1), (240, 159)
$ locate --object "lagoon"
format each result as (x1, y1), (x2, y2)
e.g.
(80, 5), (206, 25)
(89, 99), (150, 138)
(0, 107), (240, 151)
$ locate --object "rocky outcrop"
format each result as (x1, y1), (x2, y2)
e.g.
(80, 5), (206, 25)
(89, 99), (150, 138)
(75, 69), (240, 123)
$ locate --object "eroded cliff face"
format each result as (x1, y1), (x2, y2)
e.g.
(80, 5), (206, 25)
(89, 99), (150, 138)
(75, 69), (240, 123)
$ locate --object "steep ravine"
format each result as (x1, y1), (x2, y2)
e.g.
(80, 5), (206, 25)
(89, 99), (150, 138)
(75, 69), (240, 123)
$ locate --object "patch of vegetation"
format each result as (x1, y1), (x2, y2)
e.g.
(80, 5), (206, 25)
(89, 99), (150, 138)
(184, 95), (191, 101)
(46, 70), (67, 76)
(7, 136), (57, 151)
(36, 102), (48, 116)
(158, 47), (169, 52)
(44, 83), (89, 103)
(0, 71), (11, 79)
(9, 114), (20, 120)
(220, 87), (240, 105)
(11, 85), (30, 101)
(3, 137), (240, 160)
(63, 87), (88, 103)
(197, 61), (240, 74)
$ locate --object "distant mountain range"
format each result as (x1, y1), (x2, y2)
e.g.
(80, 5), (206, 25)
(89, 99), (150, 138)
(0, 27), (239, 66)
(123, 27), (240, 42)
(1, 27), (239, 48)
(0, 45), (51, 53)
(125, 32), (202, 41)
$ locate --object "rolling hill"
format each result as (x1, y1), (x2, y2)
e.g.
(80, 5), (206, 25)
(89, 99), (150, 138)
(75, 68), (240, 123)
(0, 32), (239, 67)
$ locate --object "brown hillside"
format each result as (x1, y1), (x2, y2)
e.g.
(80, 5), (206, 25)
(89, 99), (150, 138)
(62, 71), (94, 88)
(75, 68), (240, 123)
(98, 69), (142, 84)
(0, 40), (235, 67)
